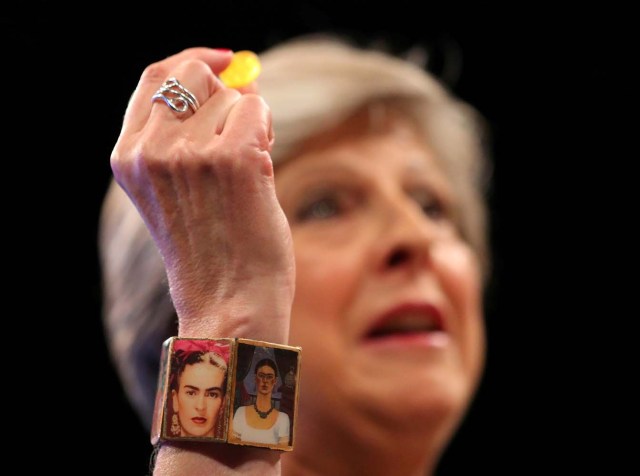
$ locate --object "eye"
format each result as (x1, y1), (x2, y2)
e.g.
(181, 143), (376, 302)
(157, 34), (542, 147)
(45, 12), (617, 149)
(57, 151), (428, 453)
(206, 390), (221, 399)
(185, 389), (196, 396)
(296, 194), (342, 222)
(410, 189), (447, 220)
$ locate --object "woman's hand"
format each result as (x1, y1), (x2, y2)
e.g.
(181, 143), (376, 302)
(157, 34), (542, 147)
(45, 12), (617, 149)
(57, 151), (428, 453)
(110, 48), (295, 343)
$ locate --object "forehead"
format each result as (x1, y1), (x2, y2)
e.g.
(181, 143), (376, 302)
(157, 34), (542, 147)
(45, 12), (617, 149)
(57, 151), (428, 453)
(180, 362), (225, 385)
(275, 104), (452, 198)
(299, 104), (424, 156)
(256, 365), (275, 374)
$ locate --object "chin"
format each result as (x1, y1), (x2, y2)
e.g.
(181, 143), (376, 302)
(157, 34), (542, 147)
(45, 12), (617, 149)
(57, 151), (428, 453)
(184, 426), (212, 438)
(377, 369), (471, 429)
(355, 341), (483, 430)
(295, 364), (473, 468)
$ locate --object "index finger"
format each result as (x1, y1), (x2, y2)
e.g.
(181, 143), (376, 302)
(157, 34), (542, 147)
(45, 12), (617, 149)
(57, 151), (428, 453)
(122, 47), (233, 133)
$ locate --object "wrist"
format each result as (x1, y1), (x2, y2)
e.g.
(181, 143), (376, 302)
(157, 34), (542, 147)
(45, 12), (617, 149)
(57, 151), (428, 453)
(151, 337), (301, 474)
(172, 277), (294, 343)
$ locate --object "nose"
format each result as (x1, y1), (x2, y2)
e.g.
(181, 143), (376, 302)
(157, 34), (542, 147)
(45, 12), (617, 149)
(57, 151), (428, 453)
(376, 195), (438, 274)
(195, 394), (206, 412)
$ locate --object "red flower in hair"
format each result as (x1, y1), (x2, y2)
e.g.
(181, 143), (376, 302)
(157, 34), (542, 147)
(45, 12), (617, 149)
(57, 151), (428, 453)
(173, 339), (231, 363)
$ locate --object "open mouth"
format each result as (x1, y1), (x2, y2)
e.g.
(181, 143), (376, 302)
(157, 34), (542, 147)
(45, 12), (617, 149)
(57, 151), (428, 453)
(364, 303), (447, 347)
(367, 311), (443, 338)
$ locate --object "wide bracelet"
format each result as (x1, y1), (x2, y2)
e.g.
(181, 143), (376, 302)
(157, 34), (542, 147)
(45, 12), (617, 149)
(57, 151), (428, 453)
(151, 337), (302, 451)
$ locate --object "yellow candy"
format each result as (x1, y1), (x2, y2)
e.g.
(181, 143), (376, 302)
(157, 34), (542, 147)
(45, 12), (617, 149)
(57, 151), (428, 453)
(219, 50), (262, 88)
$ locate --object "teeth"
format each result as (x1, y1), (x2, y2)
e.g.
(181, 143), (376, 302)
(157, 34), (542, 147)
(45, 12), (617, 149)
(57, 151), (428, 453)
(372, 313), (440, 335)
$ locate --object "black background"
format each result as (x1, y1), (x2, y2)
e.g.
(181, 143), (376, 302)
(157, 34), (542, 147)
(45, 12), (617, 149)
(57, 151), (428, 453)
(4, 3), (626, 474)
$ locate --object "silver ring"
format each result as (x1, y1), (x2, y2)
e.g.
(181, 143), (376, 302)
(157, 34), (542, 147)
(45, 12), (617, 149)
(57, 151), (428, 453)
(152, 77), (200, 114)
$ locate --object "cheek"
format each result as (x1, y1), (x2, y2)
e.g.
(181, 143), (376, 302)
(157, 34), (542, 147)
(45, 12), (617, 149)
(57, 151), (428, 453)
(433, 241), (485, 375)
(177, 394), (188, 411)
(289, 235), (366, 383)
(208, 399), (220, 416)
(291, 238), (362, 327)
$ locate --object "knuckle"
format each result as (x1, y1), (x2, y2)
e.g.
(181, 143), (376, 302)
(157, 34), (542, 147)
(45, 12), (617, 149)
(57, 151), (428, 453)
(140, 62), (169, 85)
(140, 59), (214, 90)
(238, 94), (273, 152)
(239, 93), (270, 111)
(110, 140), (136, 180)
(219, 87), (242, 102)
(179, 58), (210, 75)
(212, 140), (271, 172)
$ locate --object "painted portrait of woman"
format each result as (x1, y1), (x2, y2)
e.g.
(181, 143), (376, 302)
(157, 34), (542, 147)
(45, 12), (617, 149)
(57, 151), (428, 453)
(229, 342), (299, 449)
(166, 339), (231, 440)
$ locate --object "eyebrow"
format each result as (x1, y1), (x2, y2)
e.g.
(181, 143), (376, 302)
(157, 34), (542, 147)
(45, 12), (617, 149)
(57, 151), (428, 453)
(284, 155), (436, 180)
(183, 385), (223, 392)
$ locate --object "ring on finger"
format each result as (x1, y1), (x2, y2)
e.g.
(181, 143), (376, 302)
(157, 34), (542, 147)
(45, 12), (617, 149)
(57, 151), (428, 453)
(152, 77), (200, 114)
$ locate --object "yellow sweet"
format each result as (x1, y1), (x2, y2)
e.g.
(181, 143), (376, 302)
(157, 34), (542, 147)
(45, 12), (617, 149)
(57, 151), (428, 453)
(219, 50), (262, 88)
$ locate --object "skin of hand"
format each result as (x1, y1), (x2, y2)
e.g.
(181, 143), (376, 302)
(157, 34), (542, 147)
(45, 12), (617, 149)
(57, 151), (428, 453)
(110, 48), (295, 343)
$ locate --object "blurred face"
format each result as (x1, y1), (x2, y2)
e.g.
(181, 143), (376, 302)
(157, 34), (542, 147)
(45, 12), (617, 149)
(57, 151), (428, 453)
(172, 360), (225, 437)
(275, 109), (485, 442)
(255, 364), (277, 396)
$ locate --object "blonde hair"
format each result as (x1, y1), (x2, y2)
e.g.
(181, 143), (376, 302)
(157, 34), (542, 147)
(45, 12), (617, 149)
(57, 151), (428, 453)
(99, 34), (492, 428)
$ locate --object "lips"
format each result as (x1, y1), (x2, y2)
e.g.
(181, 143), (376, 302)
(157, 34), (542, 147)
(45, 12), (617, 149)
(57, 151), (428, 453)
(365, 302), (446, 341)
(191, 417), (207, 425)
